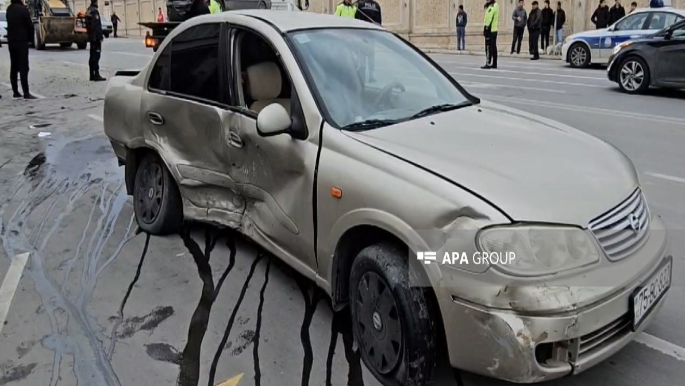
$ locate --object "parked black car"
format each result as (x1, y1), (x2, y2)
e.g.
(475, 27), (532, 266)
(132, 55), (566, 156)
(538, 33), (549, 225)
(607, 20), (685, 94)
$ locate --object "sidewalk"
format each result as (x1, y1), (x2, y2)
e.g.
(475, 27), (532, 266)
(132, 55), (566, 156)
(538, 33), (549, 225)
(423, 48), (561, 61)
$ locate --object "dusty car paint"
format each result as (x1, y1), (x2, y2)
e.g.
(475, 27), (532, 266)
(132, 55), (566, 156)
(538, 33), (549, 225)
(103, 10), (670, 384)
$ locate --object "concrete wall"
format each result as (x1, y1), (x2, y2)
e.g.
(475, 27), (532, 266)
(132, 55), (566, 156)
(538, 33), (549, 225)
(95, 0), (684, 49)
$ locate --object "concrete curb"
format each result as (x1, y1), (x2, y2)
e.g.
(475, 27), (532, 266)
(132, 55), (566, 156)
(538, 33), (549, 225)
(423, 48), (562, 61)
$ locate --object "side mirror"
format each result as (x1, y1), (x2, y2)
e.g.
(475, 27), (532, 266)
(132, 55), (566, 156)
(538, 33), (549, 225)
(256, 103), (292, 137)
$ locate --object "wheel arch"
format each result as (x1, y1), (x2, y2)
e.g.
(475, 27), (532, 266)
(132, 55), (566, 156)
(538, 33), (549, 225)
(124, 145), (164, 195)
(567, 39), (592, 65)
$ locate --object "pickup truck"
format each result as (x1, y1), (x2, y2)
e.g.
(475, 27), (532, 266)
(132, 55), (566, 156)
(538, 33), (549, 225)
(140, 0), (307, 51)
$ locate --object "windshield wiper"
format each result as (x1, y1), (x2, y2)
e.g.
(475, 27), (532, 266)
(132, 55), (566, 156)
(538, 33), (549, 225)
(340, 119), (399, 131)
(410, 102), (472, 119)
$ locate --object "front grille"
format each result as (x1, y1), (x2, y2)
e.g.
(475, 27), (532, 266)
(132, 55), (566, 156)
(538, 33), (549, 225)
(578, 314), (631, 358)
(589, 188), (650, 261)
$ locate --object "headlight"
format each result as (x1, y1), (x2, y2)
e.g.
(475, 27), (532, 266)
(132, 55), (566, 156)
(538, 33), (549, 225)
(477, 225), (599, 276)
(613, 41), (632, 56)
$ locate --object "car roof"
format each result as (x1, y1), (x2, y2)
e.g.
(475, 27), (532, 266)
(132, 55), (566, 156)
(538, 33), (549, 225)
(630, 7), (685, 16)
(200, 10), (383, 32)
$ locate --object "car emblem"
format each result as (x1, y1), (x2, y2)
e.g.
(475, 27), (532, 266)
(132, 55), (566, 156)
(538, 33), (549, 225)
(628, 213), (641, 233)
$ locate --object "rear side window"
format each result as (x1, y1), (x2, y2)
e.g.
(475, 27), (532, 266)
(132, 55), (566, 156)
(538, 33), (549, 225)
(148, 23), (222, 102)
(647, 12), (683, 30)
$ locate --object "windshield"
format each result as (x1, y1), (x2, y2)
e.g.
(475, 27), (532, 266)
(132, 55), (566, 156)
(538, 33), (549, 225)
(287, 29), (472, 130)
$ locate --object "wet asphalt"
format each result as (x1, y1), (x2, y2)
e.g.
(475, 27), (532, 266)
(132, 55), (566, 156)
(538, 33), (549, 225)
(0, 38), (684, 386)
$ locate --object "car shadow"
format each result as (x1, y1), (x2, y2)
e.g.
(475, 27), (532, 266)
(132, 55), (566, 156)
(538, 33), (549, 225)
(606, 86), (685, 99)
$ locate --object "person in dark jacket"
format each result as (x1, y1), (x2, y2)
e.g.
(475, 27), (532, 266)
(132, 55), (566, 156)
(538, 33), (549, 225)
(456, 5), (467, 51)
(608, 0), (625, 26)
(355, 0), (381, 82)
(511, 0), (527, 54)
(555, 1), (566, 44)
(86, 0), (105, 81)
(528, 1), (541, 60)
(111, 12), (121, 38)
(540, 0), (554, 52)
(6, 0), (36, 99)
(591, 0), (609, 29)
(186, 0), (211, 19)
(356, 0), (381, 24)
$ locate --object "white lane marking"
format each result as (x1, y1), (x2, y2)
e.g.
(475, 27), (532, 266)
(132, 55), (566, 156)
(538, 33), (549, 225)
(635, 332), (685, 361)
(0, 252), (30, 335)
(110, 51), (152, 58)
(476, 94), (685, 125)
(1, 83), (46, 99)
(462, 81), (566, 93)
(645, 172), (685, 184)
(88, 114), (104, 122)
(449, 65), (605, 81)
(449, 72), (607, 89)
(434, 58), (585, 72)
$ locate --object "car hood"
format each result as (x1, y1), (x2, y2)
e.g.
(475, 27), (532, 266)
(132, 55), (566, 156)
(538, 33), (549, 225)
(344, 101), (639, 227)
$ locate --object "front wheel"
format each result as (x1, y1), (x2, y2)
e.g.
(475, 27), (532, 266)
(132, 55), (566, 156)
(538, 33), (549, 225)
(258, 0), (267, 9)
(617, 56), (650, 94)
(349, 243), (438, 386)
(568, 42), (590, 68)
(133, 153), (183, 235)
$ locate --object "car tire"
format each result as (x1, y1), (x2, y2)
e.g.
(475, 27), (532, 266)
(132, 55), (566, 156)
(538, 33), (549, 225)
(77, 42), (87, 49)
(617, 55), (650, 94)
(133, 152), (183, 235)
(104, 33), (110, 38)
(258, 0), (267, 9)
(60, 42), (72, 48)
(568, 42), (590, 68)
(34, 30), (45, 50)
(349, 243), (438, 386)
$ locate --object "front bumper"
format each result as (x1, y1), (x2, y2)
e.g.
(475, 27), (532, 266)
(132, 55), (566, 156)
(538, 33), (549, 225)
(436, 216), (670, 383)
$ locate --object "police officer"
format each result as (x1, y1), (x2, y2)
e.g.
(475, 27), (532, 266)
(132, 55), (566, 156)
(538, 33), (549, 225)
(481, 0), (499, 69)
(86, 0), (106, 81)
(6, 0), (36, 99)
(335, 0), (356, 18)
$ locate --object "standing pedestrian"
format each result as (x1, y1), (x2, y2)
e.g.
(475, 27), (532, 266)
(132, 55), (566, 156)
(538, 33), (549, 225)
(111, 12), (120, 38)
(157, 7), (165, 22)
(555, 1), (566, 44)
(456, 5), (467, 51)
(528, 0), (542, 60)
(481, 0), (498, 69)
(591, 0), (609, 29)
(510, 0), (527, 55)
(355, 0), (381, 82)
(630, 2), (637, 12)
(540, 0), (553, 53)
(85, 0), (105, 81)
(608, 0), (625, 26)
(6, 0), (35, 99)
(334, 0), (356, 18)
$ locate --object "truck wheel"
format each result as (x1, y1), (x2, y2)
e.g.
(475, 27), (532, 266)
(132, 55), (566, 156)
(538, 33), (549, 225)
(349, 243), (438, 386)
(60, 42), (72, 48)
(77, 42), (87, 50)
(133, 153), (183, 235)
(34, 31), (45, 50)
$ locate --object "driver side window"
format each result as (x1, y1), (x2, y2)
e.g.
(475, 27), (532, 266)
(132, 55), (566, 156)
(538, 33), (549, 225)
(616, 13), (648, 31)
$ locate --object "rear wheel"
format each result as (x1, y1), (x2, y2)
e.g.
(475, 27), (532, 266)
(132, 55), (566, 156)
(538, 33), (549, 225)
(34, 30), (45, 50)
(258, 0), (267, 8)
(60, 42), (72, 48)
(568, 42), (590, 68)
(349, 243), (438, 386)
(133, 153), (183, 235)
(617, 56), (650, 94)
(77, 42), (87, 49)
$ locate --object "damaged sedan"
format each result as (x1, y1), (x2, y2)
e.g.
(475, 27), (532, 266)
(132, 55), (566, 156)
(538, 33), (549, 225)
(103, 10), (671, 385)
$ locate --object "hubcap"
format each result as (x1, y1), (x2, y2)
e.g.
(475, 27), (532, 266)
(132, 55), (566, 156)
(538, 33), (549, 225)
(571, 46), (586, 66)
(136, 162), (164, 224)
(620, 60), (644, 91)
(355, 272), (402, 375)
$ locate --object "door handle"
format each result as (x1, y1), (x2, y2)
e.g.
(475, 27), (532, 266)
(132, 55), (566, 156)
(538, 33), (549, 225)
(228, 131), (244, 148)
(148, 112), (165, 126)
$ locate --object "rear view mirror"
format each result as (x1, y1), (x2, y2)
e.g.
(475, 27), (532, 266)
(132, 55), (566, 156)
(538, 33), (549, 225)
(256, 103), (292, 137)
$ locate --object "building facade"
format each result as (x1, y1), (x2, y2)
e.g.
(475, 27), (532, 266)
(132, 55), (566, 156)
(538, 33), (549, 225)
(71, 0), (684, 50)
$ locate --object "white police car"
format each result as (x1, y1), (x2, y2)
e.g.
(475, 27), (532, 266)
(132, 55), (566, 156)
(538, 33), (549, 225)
(563, 5), (684, 68)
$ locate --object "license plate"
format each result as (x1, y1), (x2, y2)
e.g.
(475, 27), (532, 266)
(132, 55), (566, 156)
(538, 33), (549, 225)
(631, 258), (672, 330)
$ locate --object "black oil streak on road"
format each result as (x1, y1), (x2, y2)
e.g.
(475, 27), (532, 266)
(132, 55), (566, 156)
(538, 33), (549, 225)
(295, 275), (324, 386)
(253, 257), (271, 386)
(325, 309), (364, 386)
(108, 233), (151, 359)
(207, 253), (263, 386)
(0, 363), (37, 384)
(177, 225), (226, 386)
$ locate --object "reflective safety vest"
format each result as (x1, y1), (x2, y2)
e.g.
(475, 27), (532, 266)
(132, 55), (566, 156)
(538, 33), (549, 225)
(209, 0), (222, 14)
(335, 3), (356, 18)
